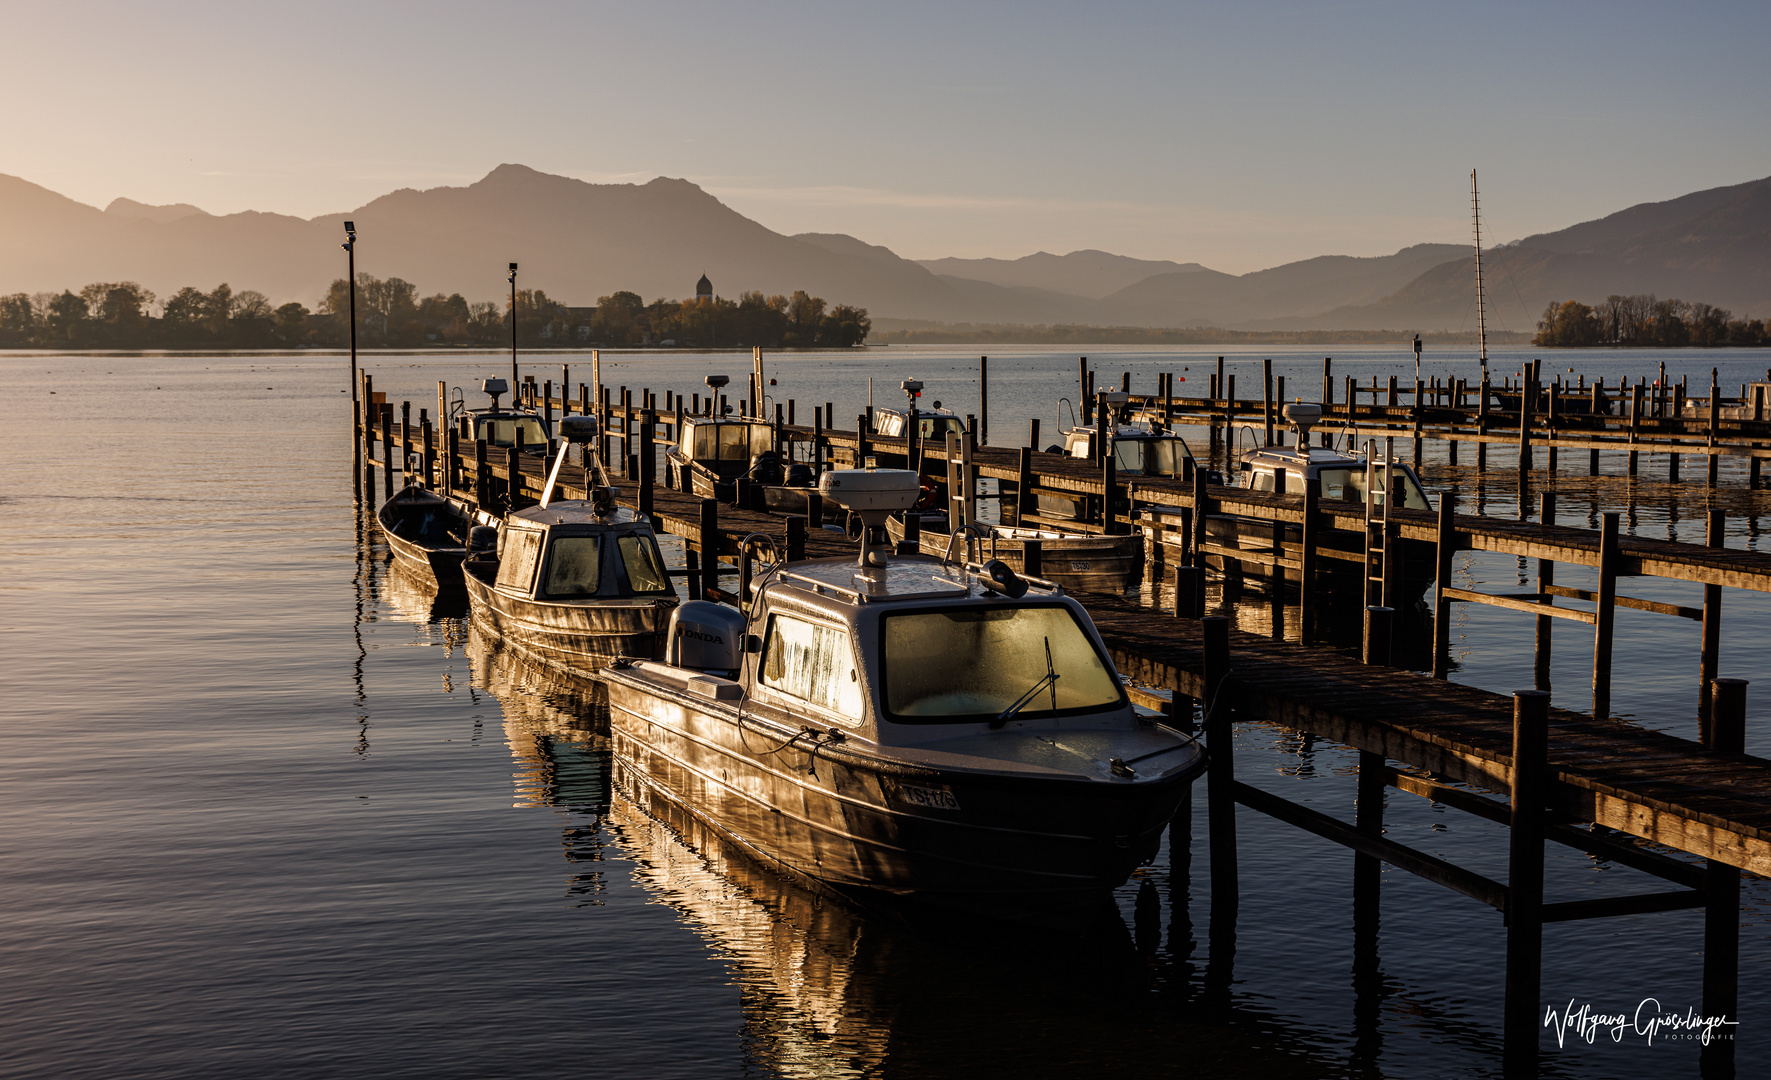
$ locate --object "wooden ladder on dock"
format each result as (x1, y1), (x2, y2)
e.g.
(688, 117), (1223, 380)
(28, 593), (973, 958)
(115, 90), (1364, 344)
(1362, 442), (1398, 608)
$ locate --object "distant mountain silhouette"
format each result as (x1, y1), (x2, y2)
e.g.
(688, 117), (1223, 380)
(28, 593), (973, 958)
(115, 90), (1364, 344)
(1, 165), (1766, 329)
(915, 250), (1209, 299)
(1268, 177), (1771, 331)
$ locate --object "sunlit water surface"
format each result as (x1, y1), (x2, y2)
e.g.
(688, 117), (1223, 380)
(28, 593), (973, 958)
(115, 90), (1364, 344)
(1, 346), (1765, 1079)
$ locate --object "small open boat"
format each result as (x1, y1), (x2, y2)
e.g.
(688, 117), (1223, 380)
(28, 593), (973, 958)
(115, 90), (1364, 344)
(463, 417), (680, 682)
(378, 485), (477, 581)
(886, 518), (1142, 593)
(600, 467), (1204, 911)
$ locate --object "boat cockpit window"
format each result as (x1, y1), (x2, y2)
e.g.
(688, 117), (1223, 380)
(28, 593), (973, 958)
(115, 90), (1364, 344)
(918, 416), (965, 439)
(496, 528), (545, 591)
(1114, 437), (1190, 477)
(478, 416), (549, 448)
(1318, 466), (1431, 511)
(616, 534), (670, 593)
(691, 423), (773, 462)
(761, 614), (865, 720)
(542, 536), (603, 597)
(881, 605), (1124, 723)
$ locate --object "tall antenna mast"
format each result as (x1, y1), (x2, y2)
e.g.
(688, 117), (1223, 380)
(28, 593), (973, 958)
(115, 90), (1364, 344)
(1472, 169), (1489, 376)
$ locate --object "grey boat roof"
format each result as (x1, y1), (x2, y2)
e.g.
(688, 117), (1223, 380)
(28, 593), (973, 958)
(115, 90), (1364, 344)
(509, 503), (647, 528)
(773, 554), (1060, 606)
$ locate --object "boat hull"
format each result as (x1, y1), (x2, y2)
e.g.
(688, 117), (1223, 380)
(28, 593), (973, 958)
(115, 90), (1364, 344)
(377, 487), (473, 582)
(462, 560), (675, 681)
(602, 670), (1200, 910)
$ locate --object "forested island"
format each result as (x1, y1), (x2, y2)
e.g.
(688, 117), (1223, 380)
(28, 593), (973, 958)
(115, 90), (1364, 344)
(869, 323), (1530, 346)
(1534, 295), (1768, 347)
(0, 276), (870, 350)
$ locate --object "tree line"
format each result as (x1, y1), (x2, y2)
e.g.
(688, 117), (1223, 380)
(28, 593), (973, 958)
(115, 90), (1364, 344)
(584, 289), (868, 348)
(1534, 295), (1769, 347)
(0, 276), (869, 349)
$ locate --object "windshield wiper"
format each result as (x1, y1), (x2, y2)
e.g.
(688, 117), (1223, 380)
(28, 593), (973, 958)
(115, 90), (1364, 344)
(992, 637), (1058, 729)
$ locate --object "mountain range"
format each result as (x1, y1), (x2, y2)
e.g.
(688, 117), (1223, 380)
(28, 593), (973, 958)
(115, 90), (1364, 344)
(1, 164), (1767, 331)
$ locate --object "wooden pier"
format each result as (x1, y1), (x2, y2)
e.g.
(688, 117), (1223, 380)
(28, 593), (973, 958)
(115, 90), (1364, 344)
(356, 368), (1764, 1074)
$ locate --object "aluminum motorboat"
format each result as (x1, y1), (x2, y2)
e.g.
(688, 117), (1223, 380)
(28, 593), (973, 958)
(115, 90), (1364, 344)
(464, 416), (679, 682)
(599, 466), (1204, 910)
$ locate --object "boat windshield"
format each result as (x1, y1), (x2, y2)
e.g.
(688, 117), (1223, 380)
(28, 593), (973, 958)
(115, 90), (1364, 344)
(496, 528), (544, 591)
(918, 415), (965, 439)
(1318, 466), (1432, 510)
(543, 536), (602, 597)
(478, 416), (549, 448)
(616, 534), (670, 593)
(1114, 437), (1191, 477)
(880, 604), (1124, 723)
(692, 423), (774, 462)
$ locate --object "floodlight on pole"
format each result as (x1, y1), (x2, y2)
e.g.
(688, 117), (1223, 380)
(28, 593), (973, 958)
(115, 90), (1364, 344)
(343, 222), (358, 411)
(508, 262), (519, 390)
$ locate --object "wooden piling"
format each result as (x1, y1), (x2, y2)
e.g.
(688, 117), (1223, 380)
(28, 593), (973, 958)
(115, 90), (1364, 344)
(698, 499), (719, 601)
(1016, 447), (1034, 524)
(1699, 509), (1724, 741)
(1629, 383), (1643, 475)
(1262, 359), (1274, 445)
(1433, 493), (1456, 679)
(1023, 537), (1043, 579)
(1300, 478), (1321, 640)
(1535, 493), (1556, 692)
(1503, 689), (1551, 1075)
(1592, 512), (1620, 720)
(380, 403), (395, 494)
(421, 417), (435, 489)
(638, 414), (655, 519)
(505, 446), (522, 510)
(1702, 676), (1745, 1072)
(474, 438), (489, 509)
(785, 516), (806, 562)
(1321, 357), (1333, 410)
(1362, 605), (1393, 667)
(1477, 374), (1490, 470)
(1171, 563), (1203, 620)
(1202, 616), (1236, 907)
(979, 355), (988, 446)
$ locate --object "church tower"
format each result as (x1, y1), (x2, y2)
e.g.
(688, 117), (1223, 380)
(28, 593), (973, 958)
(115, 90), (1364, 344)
(695, 273), (713, 304)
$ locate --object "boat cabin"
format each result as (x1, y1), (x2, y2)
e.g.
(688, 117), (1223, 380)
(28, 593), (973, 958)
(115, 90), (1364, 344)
(1240, 446), (1432, 510)
(733, 560), (1131, 744)
(873, 406), (966, 442)
(1059, 425), (1197, 478)
(493, 505), (673, 601)
(451, 377), (552, 452)
(667, 417), (778, 497)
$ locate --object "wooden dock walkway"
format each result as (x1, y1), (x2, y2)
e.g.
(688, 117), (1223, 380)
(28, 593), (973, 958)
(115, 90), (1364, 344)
(359, 371), (1763, 1071)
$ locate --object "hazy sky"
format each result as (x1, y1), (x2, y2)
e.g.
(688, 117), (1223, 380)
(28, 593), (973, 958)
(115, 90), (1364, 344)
(7, 1), (1769, 274)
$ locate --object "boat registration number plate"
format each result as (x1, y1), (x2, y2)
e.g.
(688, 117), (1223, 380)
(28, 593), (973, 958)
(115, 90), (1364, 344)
(899, 784), (961, 811)
(1070, 560), (1092, 571)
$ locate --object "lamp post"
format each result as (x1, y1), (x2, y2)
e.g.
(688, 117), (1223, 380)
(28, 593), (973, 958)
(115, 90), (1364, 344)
(508, 262), (519, 392)
(343, 221), (357, 408)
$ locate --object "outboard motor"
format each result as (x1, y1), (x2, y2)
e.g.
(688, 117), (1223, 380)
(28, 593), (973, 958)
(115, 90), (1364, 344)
(783, 462), (815, 487)
(667, 601), (746, 676)
(467, 525), (499, 559)
(748, 451), (783, 486)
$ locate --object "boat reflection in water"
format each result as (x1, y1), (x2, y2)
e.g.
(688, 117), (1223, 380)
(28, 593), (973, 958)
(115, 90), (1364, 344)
(472, 638), (1330, 1080)
(384, 561), (470, 628)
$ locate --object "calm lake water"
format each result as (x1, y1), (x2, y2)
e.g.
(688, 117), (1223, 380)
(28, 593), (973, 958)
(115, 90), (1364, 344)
(1, 345), (1765, 1079)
